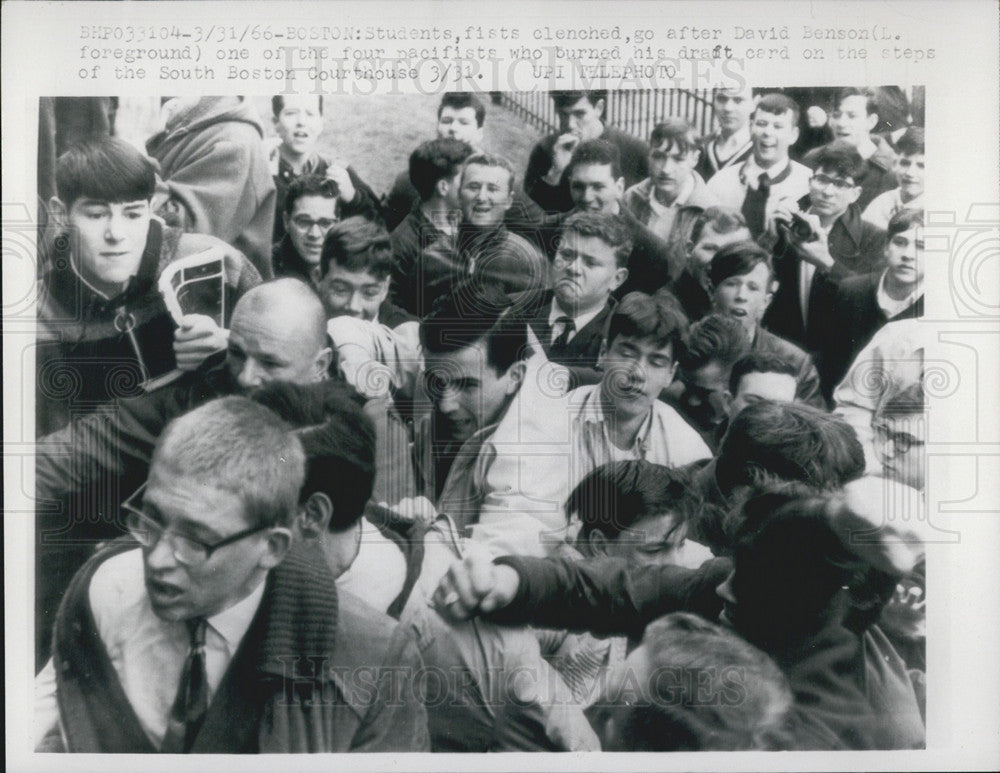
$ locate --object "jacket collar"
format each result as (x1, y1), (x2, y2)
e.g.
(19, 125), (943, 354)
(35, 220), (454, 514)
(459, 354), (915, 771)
(47, 218), (164, 313)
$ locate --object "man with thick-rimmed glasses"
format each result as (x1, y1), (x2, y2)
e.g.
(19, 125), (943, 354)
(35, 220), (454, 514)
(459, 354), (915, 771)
(34, 396), (429, 753)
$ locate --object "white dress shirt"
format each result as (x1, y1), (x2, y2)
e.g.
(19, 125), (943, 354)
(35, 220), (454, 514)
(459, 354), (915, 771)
(35, 548), (264, 748)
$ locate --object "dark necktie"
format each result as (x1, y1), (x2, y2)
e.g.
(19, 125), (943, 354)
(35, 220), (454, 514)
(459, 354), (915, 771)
(160, 617), (208, 753)
(741, 171), (772, 238)
(551, 316), (575, 352)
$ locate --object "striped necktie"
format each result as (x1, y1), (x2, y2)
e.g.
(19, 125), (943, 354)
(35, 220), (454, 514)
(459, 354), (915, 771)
(160, 617), (208, 753)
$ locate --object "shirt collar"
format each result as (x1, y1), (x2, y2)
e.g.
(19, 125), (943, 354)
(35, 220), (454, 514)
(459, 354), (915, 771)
(548, 296), (605, 334)
(648, 173), (695, 213)
(876, 269), (922, 317)
(206, 578), (266, 652)
(742, 157), (790, 188)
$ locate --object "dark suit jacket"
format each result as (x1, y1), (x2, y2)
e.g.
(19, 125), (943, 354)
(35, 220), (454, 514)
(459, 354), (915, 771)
(815, 271), (924, 400)
(510, 289), (611, 390)
(763, 197), (888, 351)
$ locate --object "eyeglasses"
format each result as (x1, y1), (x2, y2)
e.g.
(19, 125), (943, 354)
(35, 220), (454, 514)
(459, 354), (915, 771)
(290, 215), (337, 232)
(122, 484), (271, 567)
(873, 423), (924, 455)
(811, 173), (856, 191)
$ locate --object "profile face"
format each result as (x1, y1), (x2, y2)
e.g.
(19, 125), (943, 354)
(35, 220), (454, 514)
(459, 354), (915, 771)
(65, 198), (151, 289)
(273, 95), (324, 157)
(459, 163), (513, 227)
(553, 230), (626, 313)
(285, 194), (337, 265)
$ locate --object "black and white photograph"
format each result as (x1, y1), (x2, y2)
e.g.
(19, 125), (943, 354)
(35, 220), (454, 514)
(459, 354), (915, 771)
(4, 1), (999, 770)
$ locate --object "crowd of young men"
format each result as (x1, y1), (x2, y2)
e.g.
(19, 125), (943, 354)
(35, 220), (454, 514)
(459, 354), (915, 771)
(34, 87), (928, 753)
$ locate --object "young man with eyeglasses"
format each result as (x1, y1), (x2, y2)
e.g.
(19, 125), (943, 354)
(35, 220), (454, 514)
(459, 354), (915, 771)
(763, 140), (888, 352)
(270, 174), (339, 281)
(35, 396), (429, 753)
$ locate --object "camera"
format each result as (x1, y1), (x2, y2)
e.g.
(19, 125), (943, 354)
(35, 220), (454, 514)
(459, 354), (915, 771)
(778, 212), (817, 242)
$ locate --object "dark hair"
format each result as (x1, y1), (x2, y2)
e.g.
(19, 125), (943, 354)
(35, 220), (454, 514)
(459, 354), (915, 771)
(568, 461), (696, 543)
(272, 94), (323, 116)
(567, 139), (622, 182)
(319, 216), (393, 280)
(438, 92), (486, 127)
(462, 151), (515, 192)
(678, 314), (751, 373)
(551, 89), (607, 115)
(752, 93), (800, 126)
(895, 126), (925, 157)
(690, 206), (748, 247)
(420, 280), (531, 375)
(715, 402), (865, 497)
(708, 240), (774, 288)
(812, 139), (866, 184)
(606, 292), (687, 352)
(649, 117), (701, 154)
(559, 211), (633, 268)
(833, 86), (877, 116)
(283, 173), (339, 216)
(616, 612), (792, 751)
(55, 137), (157, 208)
(728, 351), (800, 395)
(409, 138), (474, 201)
(250, 380), (375, 531)
(886, 207), (924, 237)
(730, 487), (879, 647)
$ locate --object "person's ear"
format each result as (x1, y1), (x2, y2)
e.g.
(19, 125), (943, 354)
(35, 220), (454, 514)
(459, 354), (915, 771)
(49, 197), (68, 228)
(846, 185), (861, 206)
(260, 527), (293, 569)
(313, 346), (334, 381)
(597, 339), (609, 369)
(434, 176), (451, 200)
(587, 529), (610, 557)
(505, 359), (528, 394)
(790, 125), (800, 146)
(296, 491), (334, 540)
(866, 111), (879, 133)
(593, 98), (607, 121)
(614, 177), (625, 198)
(611, 266), (629, 292)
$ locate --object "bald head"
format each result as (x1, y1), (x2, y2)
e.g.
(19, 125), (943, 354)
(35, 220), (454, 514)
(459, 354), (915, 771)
(227, 279), (332, 390)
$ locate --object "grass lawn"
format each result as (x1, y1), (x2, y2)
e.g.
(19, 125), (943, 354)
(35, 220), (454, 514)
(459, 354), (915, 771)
(253, 94), (542, 198)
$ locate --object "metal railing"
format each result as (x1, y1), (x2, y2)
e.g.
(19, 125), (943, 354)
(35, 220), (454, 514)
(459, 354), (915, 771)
(501, 88), (716, 142)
